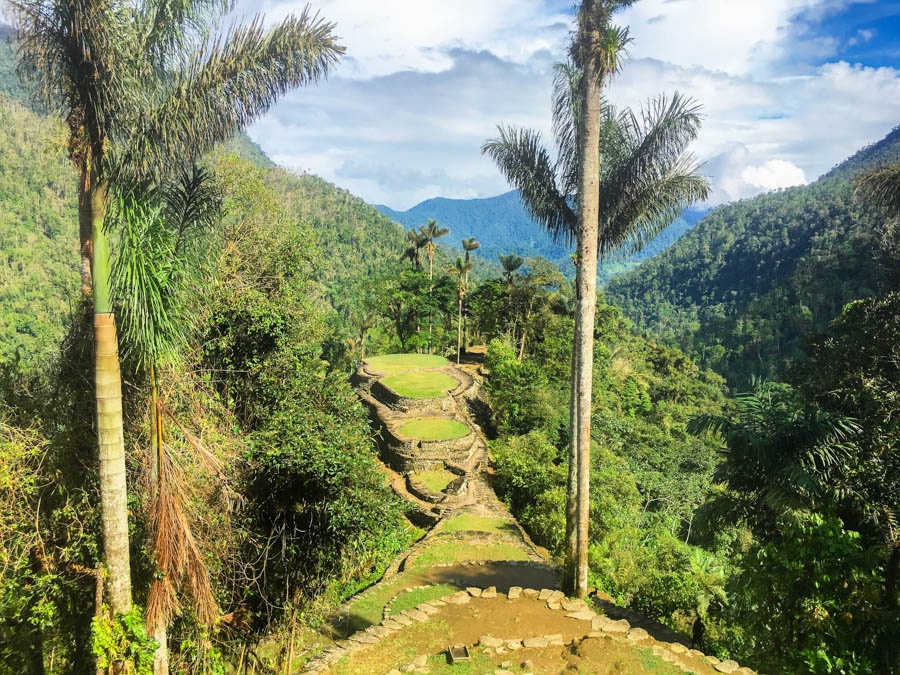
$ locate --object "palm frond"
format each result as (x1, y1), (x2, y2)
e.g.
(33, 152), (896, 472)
(482, 125), (576, 245)
(853, 164), (900, 216)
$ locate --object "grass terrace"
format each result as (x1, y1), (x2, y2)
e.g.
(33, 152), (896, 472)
(381, 371), (459, 399)
(365, 353), (449, 375)
(398, 417), (470, 441)
(412, 469), (457, 493)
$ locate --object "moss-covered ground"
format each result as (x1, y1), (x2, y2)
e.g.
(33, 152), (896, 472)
(381, 371), (459, 398)
(398, 417), (470, 441)
(438, 514), (519, 535)
(365, 353), (449, 375)
(388, 584), (458, 616)
(411, 540), (530, 568)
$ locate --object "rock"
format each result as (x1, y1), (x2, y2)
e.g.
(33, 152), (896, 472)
(369, 626), (389, 637)
(669, 643), (688, 654)
(522, 588), (540, 599)
(411, 655), (428, 667)
(349, 632), (379, 644)
(386, 670), (402, 675)
(481, 585), (498, 599)
(715, 660), (740, 673)
(705, 655), (721, 665)
(546, 600), (561, 610)
(507, 586), (522, 600)
(658, 650), (676, 662)
(494, 670), (514, 675)
(545, 634), (564, 645)
(402, 608), (429, 623)
(538, 588), (553, 600)
(735, 669), (755, 675)
(382, 619), (402, 631)
(416, 603), (439, 615)
(398, 664), (414, 673)
(505, 639), (523, 651)
(392, 614), (413, 626)
(548, 590), (566, 602)
(689, 649), (705, 658)
(561, 599), (588, 612)
(445, 591), (471, 605)
(430, 599), (446, 606)
(466, 587), (482, 597)
(603, 618), (631, 633)
(501, 661), (512, 668)
(478, 635), (504, 648)
(626, 628), (649, 642)
(522, 660), (534, 670)
(522, 637), (548, 649)
(565, 610), (596, 621)
(591, 615), (610, 631)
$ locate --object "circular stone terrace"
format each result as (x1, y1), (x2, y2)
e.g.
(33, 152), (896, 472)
(396, 417), (470, 441)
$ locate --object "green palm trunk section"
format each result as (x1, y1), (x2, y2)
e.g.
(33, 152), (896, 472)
(91, 181), (133, 614)
(149, 366), (169, 675)
(564, 300), (580, 594)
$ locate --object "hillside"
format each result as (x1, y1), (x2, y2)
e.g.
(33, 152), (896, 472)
(606, 127), (900, 388)
(376, 190), (703, 284)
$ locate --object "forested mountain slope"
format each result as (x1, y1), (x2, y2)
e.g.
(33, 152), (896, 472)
(377, 190), (703, 283)
(606, 127), (900, 388)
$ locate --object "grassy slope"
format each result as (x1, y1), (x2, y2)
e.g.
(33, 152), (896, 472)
(381, 371), (459, 398)
(398, 418), (469, 441)
(365, 353), (449, 375)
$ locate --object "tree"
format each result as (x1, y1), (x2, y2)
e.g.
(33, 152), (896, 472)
(419, 218), (450, 281)
(10, 0), (343, 659)
(401, 227), (425, 269)
(110, 166), (222, 671)
(483, 0), (709, 596)
(448, 257), (473, 363)
(461, 237), (480, 346)
(351, 311), (376, 360)
(854, 164), (900, 286)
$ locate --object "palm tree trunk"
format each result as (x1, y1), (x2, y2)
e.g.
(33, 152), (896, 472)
(518, 327), (527, 360)
(457, 293), (463, 364)
(564, 305), (580, 594)
(91, 180), (133, 615)
(149, 366), (169, 675)
(78, 161), (93, 297)
(574, 8), (604, 599)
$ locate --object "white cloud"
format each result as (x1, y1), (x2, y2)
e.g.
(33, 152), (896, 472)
(233, 0), (900, 209)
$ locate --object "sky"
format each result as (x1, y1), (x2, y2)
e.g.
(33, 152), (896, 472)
(236, 0), (900, 210)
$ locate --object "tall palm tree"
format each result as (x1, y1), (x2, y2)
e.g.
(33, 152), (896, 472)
(11, 0), (343, 632)
(461, 237), (480, 346)
(419, 218), (450, 281)
(499, 252), (524, 286)
(483, 2), (709, 597)
(401, 227), (425, 269)
(854, 165), (900, 285)
(111, 165), (221, 671)
(351, 311), (376, 360)
(448, 257), (473, 364)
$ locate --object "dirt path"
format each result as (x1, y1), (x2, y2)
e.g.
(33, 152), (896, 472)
(297, 352), (754, 675)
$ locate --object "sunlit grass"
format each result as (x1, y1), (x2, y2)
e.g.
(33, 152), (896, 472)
(398, 417), (469, 441)
(439, 514), (518, 535)
(365, 353), (449, 375)
(411, 541), (529, 568)
(381, 371), (458, 398)
(413, 469), (456, 493)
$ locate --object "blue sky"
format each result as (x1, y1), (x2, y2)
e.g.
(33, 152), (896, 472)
(238, 0), (900, 209)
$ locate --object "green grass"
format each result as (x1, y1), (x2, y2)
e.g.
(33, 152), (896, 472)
(365, 353), (449, 375)
(388, 584), (458, 615)
(347, 579), (406, 632)
(398, 417), (470, 441)
(413, 469), (457, 493)
(635, 647), (686, 674)
(411, 540), (530, 568)
(438, 514), (519, 535)
(381, 371), (459, 398)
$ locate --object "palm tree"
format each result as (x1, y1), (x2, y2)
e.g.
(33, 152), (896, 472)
(401, 227), (425, 269)
(483, 1), (709, 597)
(854, 165), (900, 284)
(448, 257), (473, 363)
(461, 237), (480, 346)
(499, 253), (524, 286)
(111, 166), (221, 671)
(351, 311), (376, 360)
(419, 219), (450, 280)
(11, 0), (343, 636)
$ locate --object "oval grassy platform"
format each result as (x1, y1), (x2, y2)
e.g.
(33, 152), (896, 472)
(380, 371), (459, 398)
(364, 353), (449, 375)
(398, 418), (470, 442)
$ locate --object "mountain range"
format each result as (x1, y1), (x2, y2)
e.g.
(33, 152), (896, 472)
(376, 191), (708, 284)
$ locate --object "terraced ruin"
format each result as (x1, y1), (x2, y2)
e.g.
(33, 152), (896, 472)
(301, 353), (758, 674)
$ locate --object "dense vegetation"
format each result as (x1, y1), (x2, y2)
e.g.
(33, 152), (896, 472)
(377, 189), (701, 284)
(607, 127), (900, 388)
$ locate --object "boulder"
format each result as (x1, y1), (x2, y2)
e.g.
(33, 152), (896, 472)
(507, 586), (522, 600)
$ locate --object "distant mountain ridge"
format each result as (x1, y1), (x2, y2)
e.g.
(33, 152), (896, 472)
(606, 126), (900, 388)
(376, 190), (706, 284)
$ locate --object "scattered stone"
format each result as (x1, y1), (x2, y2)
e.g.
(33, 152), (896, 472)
(430, 599), (446, 606)
(626, 628), (649, 642)
(548, 590), (565, 602)
(403, 608), (429, 623)
(494, 670), (513, 675)
(507, 586), (522, 600)
(522, 637), (548, 649)
(545, 634), (564, 645)
(467, 587), (482, 597)
(478, 635), (504, 648)
(369, 626), (389, 637)
(505, 639), (523, 651)
(669, 643), (688, 654)
(522, 660), (534, 670)
(734, 669), (755, 675)
(382, 619), (402, 631)
(565, 610), (596, 621)
(522, 588), (539, 599)
(481, 585), (498, 599)
(546, 600), (561, 610)
(705, 655), (721, 665)
(411, 655), (428, 667)
(445, 592), (471, 605)
(538, 588), (553, 600)
(349, 632), (379, 644)
(689, 649), (705, 658)
(659, 650), (677, 663)
(561, 598), (588, 612)
(398, 664), (414, 673)
(715, 660), (740, 673)
(416, 603), (439, 615)
(603, 618), (631, 633)
(393, 614), (413, 626)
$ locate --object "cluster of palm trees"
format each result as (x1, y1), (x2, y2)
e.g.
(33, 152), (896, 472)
(484, 0), (709, 598)
(9, 0), (343, 669)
